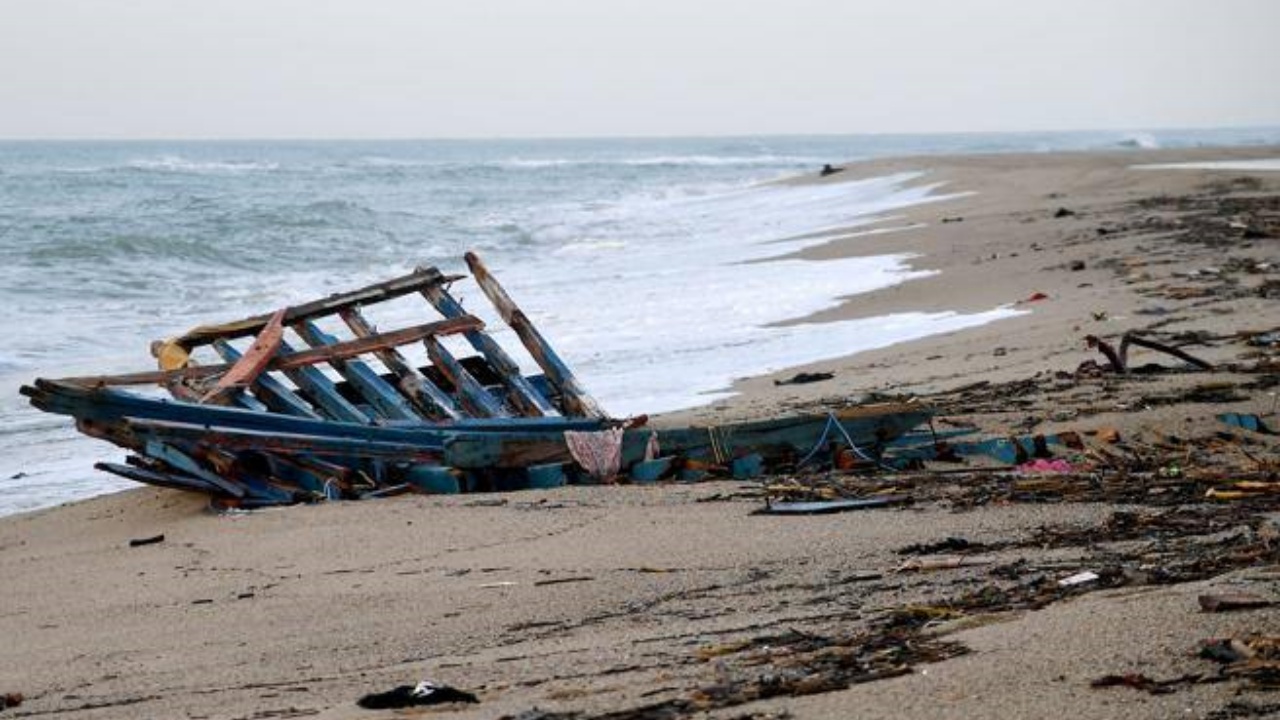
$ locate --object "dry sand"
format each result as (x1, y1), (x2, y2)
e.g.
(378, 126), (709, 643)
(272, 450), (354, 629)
(3, 147), (1280, 719)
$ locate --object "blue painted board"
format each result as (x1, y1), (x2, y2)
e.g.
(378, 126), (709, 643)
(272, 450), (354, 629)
(276, 339), (370, 424)
(423, 336), (509, 418)
(422, 283), (556, 417)
(294, 320), (419, 421)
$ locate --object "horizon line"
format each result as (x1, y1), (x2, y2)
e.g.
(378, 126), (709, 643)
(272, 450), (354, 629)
(2, 123), (1279, 143)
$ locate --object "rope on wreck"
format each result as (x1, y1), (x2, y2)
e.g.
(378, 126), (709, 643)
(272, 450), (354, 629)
(797, 412), (895, 472)
(706, 426), (727, 465)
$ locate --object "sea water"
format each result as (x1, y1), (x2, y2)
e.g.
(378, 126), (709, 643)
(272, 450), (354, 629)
(3, 128), (1278, 515)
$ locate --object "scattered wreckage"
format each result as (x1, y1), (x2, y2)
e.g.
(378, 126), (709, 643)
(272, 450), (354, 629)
(22, 253), (932, 507)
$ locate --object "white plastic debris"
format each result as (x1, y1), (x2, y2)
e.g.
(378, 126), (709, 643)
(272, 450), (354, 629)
(1058, 571), (1100, 587)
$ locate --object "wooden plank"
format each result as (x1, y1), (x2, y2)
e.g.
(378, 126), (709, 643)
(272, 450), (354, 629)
(293, 320), (419, 421)
(442, 405), (933, 470)
(423, 336), (509, 418)
(95, 461), (229, 496)
(757, 495), (911, 515)
(201, 308), (287, 404)
(339, 307), (461, 421)
(198, 446), (300, 503)
(271, 454), (361, 495)
(276, 339), (371, 423)
(230, 391), (270, 413)
(420, 281), (555, 417)
(212, 340), (322, 418)
(171, 266), (462, 348)
(59, 315), (483, 389)
(25, 378), (604, 444)
(141, 440), (246, 498)
(128, 419), (444, 462)
(464, 252), (607, 418)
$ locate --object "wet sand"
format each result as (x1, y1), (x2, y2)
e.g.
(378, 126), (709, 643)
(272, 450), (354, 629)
(3, 146), (1280, 719)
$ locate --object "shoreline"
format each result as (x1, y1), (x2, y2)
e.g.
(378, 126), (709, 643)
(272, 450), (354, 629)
(3, 145), (1280, 719)
(658, 144), (1280, 427)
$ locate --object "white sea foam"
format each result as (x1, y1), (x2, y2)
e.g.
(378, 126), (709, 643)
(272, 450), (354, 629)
(1134, 158), (1280, 172)
(1117, 132), (1161, 149)
(355, 156), (444, 168)
(496, 154), (820, 169)
(126, 156), (280, 173)
(413, 174), (1018, 416)
(551, 239), (629, 255)
(618, 154), (819, 167)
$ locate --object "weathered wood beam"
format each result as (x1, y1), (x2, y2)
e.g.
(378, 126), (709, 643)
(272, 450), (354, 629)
(423, 336), (509, 418)
(420, 279), (555, 417)
(141, 440), (246, 498)
(293, 320), (419, 421)
(200, 308), (286, 404)
(212, 340), (323, 419)
(464, 252), (607, 419)
(275, 339), (370, 424)
(59, 315), (483, 389)
(170, 266), (463, 348)
(338, 307), (462, 421)
(127, 419), (444, 462)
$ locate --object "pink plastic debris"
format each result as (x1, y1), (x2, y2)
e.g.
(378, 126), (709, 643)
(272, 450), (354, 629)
(1017, 458), (1074, 474)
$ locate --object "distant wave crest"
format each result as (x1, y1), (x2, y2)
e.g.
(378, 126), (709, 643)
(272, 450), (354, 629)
(552, 239), (629, 255)
(126, 155), (280, 174)
(1116, 132), (1160, 150)
(497, 154), (821, 170)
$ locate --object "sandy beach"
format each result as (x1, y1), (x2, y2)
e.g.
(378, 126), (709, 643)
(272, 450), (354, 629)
(3, 146), (1280, 720)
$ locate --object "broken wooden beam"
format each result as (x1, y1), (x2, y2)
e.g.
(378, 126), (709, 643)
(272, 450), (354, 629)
(339, 307), (462, 421)
(168, 266), (463, 349)
(421, 279), (556, 417)
(211, 339), (324, 419)
(293, 320), (420, 421)
(60, 315), (484, 389)
(423, 336), (510, 418)
(465, 251), (607, 418)
(199, 308), (287, 404)
(1086, 333), (1214, 373)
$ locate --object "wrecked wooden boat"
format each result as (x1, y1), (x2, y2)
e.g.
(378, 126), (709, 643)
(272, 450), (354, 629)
(22, 252), (932, 506)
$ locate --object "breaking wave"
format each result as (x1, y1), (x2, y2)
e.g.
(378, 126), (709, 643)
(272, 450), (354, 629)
(496, 154), (821, 169)
(1116, 132), (1160, 150)
(126, 156), (281, 174)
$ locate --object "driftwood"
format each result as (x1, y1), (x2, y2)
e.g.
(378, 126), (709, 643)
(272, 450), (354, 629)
(1086, 333), (1214, 374)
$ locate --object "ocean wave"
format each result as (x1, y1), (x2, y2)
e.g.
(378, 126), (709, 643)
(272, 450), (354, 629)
(238, 199), (383, 229)
(330, 153), (822, 173)
(623, 154), (819, 167)
(125, 155), (281, 174)
(1116, 132), (1160, 150)
(495, 154), (821, 170)
(552, 239), (628, 255)
(353, 156), (443, 169)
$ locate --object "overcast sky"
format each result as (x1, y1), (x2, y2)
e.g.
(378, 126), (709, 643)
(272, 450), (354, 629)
(2, 0), (1277, 139)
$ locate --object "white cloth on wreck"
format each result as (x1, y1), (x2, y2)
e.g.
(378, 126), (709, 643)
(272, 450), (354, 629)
(564, 427), (625, 482)
(644, 430), (659, 462)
